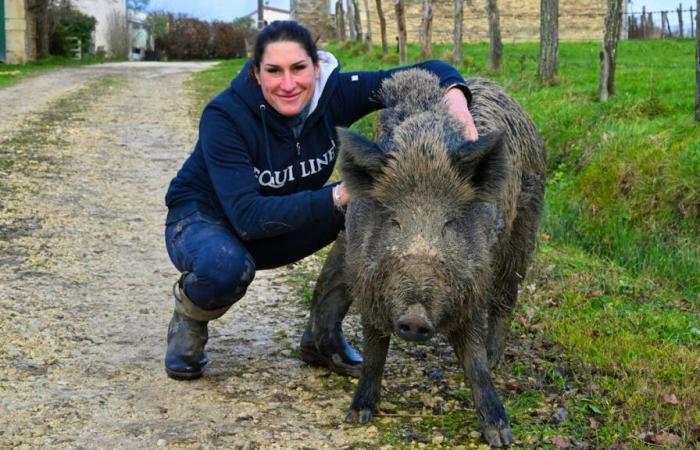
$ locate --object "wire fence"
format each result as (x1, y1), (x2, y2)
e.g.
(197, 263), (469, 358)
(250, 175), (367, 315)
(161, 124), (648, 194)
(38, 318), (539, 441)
(627, 7), (697, 39)
(357, 5), (698, 40)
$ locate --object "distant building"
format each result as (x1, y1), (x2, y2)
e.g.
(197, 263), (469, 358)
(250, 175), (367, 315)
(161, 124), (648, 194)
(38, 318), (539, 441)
(71, 0), (126, 56)
(246, 6), (290, 28)
(128, 9), (150, 61)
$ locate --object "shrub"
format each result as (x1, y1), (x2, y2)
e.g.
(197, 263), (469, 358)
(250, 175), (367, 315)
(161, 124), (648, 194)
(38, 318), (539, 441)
(165, 16), (211, 60)
(48, 0), (96, 57)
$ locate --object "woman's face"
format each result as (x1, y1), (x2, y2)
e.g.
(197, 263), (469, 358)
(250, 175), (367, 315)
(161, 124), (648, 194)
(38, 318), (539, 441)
(254, 41), (320, 117)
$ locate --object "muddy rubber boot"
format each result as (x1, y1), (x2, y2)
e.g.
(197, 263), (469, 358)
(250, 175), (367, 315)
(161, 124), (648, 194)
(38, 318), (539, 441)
(299, 233), (363, 378)
(165, 275), (231, 380)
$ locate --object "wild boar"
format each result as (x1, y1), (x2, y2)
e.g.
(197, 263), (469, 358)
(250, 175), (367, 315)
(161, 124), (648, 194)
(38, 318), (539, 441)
(337, 69), (546, 447)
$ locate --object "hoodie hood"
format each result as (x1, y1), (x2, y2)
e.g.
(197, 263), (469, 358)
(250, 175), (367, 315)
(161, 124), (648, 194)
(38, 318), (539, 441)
(231, 50), (340, 126)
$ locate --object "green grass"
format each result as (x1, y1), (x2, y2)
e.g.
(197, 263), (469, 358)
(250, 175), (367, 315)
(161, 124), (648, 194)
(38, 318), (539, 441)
(187, 40), (700, 448)
(0, 55), (105, 89)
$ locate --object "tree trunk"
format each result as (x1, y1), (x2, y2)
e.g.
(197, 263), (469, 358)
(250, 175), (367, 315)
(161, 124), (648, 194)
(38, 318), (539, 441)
(600, 0), (623, 102)
(486, 0), (503, 72)
(352, 0), (363, 42)
(28, 0), (50, 59)
(376, 0), (388, 54)
(453, 0), (464, 63)
(336, 1), (346, 41)
(419, 0), (433, 60)
(347, 0), (357, 40)
(395, 0), (407, 64)
(363, 0), (373, 51)
(695, 0), (699, 120)
(677, 4), (684, 38)
(538, 0), (559, 84)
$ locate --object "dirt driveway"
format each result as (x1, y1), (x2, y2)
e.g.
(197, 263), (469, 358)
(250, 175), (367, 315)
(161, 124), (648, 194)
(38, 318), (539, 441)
(0, 62), (385, 449)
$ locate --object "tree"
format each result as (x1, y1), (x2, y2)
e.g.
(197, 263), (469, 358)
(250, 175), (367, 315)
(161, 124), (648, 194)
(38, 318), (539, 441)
(346, 0), (358, 40)
(395, 0), (407, 64)
(335, 1), (346, 41)
(453, 0), (463, 63)
(106, 10), (129, 58)
(128, 0), (150, 12)
(419, 0), (433, 60)
(538, 0), (559, 84)
(696, 0), (699, 120)
(486, 0), (503, 72)
(350, 0), (362, 42)
(376, 0), (388, 54)
(363, 0), (373, 51)
(599, 0), (623, 101)
(27, 0), (50, 58)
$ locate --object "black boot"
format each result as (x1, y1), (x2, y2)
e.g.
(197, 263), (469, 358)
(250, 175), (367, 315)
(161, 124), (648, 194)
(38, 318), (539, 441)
(299, 233), (363, 378)
(165, 275), (232, 380)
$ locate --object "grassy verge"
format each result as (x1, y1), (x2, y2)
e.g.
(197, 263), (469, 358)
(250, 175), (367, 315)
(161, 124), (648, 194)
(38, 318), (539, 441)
(0, 55), (106, 89)
(187, 40), (699, 448)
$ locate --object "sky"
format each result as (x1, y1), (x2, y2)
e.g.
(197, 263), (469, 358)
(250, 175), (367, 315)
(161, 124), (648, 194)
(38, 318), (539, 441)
(146, 1), (692, 27)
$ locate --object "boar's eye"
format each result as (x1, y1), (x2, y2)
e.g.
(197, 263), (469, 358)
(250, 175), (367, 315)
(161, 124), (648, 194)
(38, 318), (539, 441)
(441, 218), (458, 237)
(390, 218), (401, 229)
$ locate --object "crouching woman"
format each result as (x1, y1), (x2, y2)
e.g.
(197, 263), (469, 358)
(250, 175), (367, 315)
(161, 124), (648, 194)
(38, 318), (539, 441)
(163, 20), (477, 380)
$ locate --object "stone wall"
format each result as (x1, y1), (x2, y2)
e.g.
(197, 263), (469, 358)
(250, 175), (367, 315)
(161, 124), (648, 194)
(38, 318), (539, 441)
(357, 0), (625, 44)
(290, 0), (335, 40)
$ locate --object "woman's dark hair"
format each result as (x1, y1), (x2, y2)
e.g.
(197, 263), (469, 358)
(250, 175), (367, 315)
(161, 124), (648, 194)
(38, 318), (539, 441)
(251, 21), (319, 70)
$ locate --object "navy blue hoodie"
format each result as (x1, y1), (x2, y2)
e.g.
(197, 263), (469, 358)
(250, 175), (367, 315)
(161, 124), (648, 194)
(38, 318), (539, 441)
(165, 52), (471, 241)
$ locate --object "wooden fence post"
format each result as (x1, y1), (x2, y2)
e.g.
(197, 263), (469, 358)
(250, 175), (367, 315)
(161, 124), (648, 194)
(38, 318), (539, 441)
(395, 0), (407, 64)
(453, 0), (464, 63)
(678, 4), (684, 38)
(376, 0), (388, 54)
(695, 0), (699, 120)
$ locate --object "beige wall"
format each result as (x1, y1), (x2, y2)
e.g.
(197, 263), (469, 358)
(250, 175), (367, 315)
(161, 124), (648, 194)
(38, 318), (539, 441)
(358, 0), (624, 44)
(71, 0), (125, 54)
(4, 0), (36, 64)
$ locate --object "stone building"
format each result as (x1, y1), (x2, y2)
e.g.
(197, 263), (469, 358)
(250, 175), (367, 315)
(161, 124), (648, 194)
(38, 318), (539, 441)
(356, 0), (625, 44)
(71, 0), (126, 56)
(1, 0), (38, 64)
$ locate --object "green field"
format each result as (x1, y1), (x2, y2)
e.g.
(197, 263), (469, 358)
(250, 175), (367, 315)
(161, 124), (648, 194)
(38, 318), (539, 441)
(188, 39), (699, 449)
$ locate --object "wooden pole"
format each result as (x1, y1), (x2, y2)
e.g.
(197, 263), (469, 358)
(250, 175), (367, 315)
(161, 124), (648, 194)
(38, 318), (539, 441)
(376, 0), (388, 54)
(363, 0), (373, 50)
(695, 0), (699, 120)
(395, 0), (407, 64)
(453, 0), (464, 63)
(678, 4), (684, 38)
(539, 0), (559, 84)
(419, 0), (433, 60)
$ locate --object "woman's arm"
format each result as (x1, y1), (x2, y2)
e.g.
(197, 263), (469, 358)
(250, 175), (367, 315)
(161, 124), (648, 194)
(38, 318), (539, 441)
(332, 60), (476, 139)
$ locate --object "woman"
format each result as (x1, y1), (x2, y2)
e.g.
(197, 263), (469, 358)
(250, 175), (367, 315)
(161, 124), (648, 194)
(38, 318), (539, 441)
(164, 20), (478, 380)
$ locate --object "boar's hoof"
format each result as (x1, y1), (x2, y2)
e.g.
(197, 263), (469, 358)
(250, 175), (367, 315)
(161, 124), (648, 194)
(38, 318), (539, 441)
(345, 407), (374, 424)
(482, 422), (513, 448)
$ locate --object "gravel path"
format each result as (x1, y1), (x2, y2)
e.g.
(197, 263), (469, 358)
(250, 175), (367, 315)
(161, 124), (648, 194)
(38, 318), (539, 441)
(0, 62), (376, 449)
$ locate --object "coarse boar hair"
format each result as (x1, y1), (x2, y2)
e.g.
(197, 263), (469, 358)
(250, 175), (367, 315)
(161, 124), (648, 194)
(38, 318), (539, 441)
(337, 69), (546, 447)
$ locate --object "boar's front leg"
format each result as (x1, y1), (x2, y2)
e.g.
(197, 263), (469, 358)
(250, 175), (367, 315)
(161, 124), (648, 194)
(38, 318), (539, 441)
(346, 323), (390, 424)
(449, 322), (513, 448)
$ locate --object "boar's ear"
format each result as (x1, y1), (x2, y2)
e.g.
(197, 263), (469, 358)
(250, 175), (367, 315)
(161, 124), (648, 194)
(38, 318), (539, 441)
(450, 129), (508, 198)
(337, 127), (387, 199)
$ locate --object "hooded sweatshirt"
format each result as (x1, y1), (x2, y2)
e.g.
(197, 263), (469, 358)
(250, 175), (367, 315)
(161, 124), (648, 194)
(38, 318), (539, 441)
(165, 52), (471, 242)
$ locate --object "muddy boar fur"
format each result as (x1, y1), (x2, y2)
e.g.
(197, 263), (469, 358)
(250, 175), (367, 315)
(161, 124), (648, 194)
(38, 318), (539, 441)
(336, 69), (546, 447)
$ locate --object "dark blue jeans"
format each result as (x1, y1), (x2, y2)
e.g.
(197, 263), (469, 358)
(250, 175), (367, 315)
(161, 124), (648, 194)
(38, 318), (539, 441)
(165, 204), (344, 311)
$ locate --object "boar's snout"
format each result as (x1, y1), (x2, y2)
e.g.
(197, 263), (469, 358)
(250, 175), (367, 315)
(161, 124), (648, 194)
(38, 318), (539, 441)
(394, 304), (435, 342)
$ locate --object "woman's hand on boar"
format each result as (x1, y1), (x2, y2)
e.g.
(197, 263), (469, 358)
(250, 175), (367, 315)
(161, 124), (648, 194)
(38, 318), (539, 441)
(444, 87), (479, 141)
(332, 182), (350, 209)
